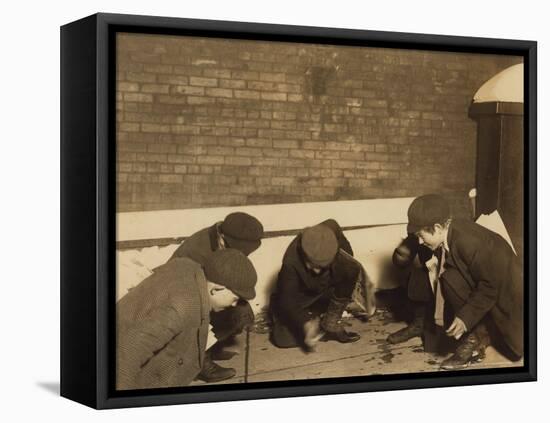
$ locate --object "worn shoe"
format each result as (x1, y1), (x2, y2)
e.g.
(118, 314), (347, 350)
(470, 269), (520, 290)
(321, 329), (360, 343)
(387, 320), (423, 344)
(320, 297), (361, 344)
(210, 348), (238, 361)
(440, 332), (485, 370)
(196, 353), (236, 383)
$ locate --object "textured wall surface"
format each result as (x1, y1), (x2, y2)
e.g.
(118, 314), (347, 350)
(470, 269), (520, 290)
(116, 33), (522, 215)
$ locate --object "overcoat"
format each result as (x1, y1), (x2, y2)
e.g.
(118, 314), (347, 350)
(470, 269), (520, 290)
(273, 219), (359, 332)
(167, 222), (254, 341)
(117, 257), (210, 390)
(170, 224), (220, 265)
(443, 219), (523, 357)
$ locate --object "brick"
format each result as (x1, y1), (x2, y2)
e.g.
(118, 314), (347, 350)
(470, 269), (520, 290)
(126, 72), (156, 83)
(331, 160), (356, 169)
(271, 121), (297, 130)
(118, 123), (140, 132)
(234, 90), (261, 100)
(271, 177), (295, 186)
(248, 81), (277, 91)
(139, 84), (168, 94)
(142, 123), (170, 133)
(261, 92), (287, 102)
(171, 125), (200, 135)
(259, 72), (285, 82)
(123, 93), (153, 103)
(220, 79), (246, 89)
(205, 88), (233, 98)
(158, 75), (188, 85)
(273, 140), (299, 149)
(197, 156), (225, 165)
(231, 70), (259, 80)
(246, 138), (272, 147)
(143, 64), (172, 74)
(187, 96), (216, 105)
(325, 142), (350, 151)
(118, 82), (140, 92)
(203, 69), (231, 78)
(189, 77), (218, 87)
(290, 150), (315, 159)
(236, 147), (263, 157)
(225, 157), (252, 166)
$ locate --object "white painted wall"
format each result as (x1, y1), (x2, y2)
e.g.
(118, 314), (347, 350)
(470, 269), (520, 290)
(117, 197), (415, 241)
(117, 207), (515, 314)
(116, 198), (417, 311)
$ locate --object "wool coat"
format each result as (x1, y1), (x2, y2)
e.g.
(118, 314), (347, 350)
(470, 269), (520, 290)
(117, 257), (210, 390)
(272, 219), (360, 335)
(170, 224), (220, 266)
(168, 222), (254, 342)
(442, 219), (524, 357)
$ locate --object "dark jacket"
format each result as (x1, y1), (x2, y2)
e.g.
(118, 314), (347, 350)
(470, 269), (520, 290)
(443, 219), (523, 357)
(117, 257), (210, 390)
(273, 219), (359, 330)
(170, 224), (220, 266)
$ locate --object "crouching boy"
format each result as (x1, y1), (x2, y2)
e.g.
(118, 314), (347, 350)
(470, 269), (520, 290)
(116, 249), (257, 390)
(270, 219), (362, 350)
(402, 194), (523, 369)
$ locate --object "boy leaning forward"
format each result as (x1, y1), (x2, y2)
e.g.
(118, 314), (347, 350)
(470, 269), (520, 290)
(404, 194), (523, 370)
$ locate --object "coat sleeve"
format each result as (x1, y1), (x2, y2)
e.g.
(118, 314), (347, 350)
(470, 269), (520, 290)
(276, 263), (311, 330)
(117, 303), (194, 389)
(455, 238), (503, 331)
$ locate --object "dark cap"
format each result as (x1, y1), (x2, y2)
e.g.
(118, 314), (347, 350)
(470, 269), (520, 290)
(220, 212), (264, 256)
(301, 223), (338, 267)
(407, 194), (451, 234)
(203, 249), (257, 300)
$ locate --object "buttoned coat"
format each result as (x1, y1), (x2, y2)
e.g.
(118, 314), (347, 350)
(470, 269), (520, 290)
(117, 257), (210, 390)
(443, 219), (523, 357)
(273, 219), (359, 332)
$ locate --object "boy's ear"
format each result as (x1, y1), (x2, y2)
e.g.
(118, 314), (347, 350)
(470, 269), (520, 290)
(207, 281), (225, 296)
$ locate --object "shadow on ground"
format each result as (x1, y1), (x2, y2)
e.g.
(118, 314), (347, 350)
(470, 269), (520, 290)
(192, 306), (522, 386)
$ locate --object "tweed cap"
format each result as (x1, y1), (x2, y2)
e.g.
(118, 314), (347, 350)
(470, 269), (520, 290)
(301, 223), (338, 267)
(407, 194), (451, 234)
(203, 249), (257, 300)
(220, 212), (264, 256)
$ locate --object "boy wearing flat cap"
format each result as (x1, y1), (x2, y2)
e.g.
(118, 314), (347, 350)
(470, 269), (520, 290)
(169, 212), (264, 382)
(117, 249), (257, 390)
(271, 219), (362, 350)
(403, 194), (523, 369)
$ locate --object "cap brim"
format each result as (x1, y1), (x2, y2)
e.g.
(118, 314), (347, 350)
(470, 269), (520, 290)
(407, 223), (422, 235)
(224, 236), (261, 256)
(231, 286), (256, 301)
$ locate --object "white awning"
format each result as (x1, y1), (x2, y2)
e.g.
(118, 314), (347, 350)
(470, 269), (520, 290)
(473, 63), (523, 104)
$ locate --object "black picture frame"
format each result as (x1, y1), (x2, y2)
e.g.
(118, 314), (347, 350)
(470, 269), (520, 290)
(60, 12), (537, 409)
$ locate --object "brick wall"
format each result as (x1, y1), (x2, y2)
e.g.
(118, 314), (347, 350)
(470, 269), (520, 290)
(116, 33), (522, 216)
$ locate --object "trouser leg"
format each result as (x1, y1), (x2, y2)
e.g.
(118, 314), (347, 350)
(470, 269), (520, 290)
(210, 299), (254, 344)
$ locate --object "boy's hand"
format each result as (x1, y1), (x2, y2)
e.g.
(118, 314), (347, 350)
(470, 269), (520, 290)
(446, 317), (467, 340)
(392, 234), (419, 267)
(303, 318), (323, 349)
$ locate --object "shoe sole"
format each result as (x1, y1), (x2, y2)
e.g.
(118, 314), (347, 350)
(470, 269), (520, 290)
(440, 352), (485, 371)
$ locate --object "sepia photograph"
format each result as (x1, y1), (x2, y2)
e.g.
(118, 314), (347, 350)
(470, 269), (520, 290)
(114, 30), (526, 391)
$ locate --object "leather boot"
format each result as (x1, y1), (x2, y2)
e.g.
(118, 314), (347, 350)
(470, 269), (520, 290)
(320, 297), (360, 343)
(195, 351), (236, 383)
(440, 329), (485, 370)
(387, 315), (424, 344)
(209, 340), (239, 361)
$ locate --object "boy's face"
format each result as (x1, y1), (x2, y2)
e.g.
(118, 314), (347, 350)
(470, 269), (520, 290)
(208, 283), (239, 312)
(304, 258), (329, 275)
(416, 224), (446, 251)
